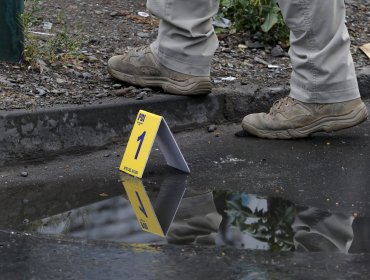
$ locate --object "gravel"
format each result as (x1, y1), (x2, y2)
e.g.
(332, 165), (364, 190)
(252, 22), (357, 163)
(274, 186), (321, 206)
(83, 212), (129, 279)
(0, 0), (369, 111)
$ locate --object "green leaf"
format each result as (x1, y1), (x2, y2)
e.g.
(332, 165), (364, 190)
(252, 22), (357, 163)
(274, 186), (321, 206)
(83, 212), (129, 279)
(261, 6), (279, 32)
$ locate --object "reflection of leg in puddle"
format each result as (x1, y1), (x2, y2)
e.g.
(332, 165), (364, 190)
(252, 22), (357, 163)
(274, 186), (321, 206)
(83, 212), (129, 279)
(349, 217), (370, 253)
(293, 206), (354, 253)
(166, 192), (222, 245)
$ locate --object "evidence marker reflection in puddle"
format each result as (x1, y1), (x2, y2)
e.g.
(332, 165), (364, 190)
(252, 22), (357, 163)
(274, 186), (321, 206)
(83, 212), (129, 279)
(121, 174), (186, 237)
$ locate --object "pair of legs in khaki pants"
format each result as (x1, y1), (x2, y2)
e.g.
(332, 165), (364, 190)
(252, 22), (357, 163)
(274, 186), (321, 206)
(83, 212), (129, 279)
(108, 0), (368, 139)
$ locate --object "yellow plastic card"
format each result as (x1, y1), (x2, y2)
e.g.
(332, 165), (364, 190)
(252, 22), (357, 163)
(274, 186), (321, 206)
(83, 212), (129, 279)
(120, 110), (162, 178)
(120, 110), (190, 178)
(122, 175), (165, 237)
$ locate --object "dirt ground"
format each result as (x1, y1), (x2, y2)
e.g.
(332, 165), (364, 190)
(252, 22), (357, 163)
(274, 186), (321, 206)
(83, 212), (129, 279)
(0, 0), (369, 110)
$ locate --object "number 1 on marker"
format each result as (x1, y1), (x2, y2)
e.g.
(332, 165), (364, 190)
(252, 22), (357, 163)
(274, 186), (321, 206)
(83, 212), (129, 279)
(135, 131), (146, 160)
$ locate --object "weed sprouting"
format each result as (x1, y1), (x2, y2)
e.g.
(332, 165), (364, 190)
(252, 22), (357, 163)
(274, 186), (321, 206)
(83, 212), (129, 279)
(19, 0), (84, 66)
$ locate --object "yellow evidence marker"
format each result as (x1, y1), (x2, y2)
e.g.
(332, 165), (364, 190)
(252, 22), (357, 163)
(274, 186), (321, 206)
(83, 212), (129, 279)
(120, 110), (190, 178)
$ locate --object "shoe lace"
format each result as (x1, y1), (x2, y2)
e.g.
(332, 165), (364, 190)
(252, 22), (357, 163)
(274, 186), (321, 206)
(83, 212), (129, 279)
(133, 46), (149, 54)
(269, 96), (294, 115)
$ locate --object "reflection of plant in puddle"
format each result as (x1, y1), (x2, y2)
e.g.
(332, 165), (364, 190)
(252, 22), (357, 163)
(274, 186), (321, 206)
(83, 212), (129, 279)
(60, 209), (91, 234)
(225, 193), (296, 252)
(29, 209), (92, 234)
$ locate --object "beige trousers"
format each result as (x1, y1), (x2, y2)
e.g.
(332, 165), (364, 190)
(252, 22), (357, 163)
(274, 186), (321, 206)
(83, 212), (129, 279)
(147, 0), (360, 103)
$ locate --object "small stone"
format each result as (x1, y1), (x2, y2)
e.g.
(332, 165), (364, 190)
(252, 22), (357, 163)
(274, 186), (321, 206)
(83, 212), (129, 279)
(55, 48), (64, 55)
(113, 83), (122, 89)
(247, 41), (264, 49)
(137, 32), (150, 38)
(23, 218), (30, 224)
(88, 55), (98, 62)
(131, 88), (142, 94)
(110, 11), (118, 17)
(0, 75), (13, 86)
(36, 88), (46, 96)
(51, 89), (61, 95)
(20, 171), (28, 177)
(254, 57), (269, 66)
(208, 124), (217, 133)
(271, 45), (285, 57)
(69, 69), (83, 77)
(114, 88), (132, 96)
(89, 38), (100, 45)
(82, 72), (92, 79)
(136, 92), (146, 100)
(238, 44), (248, 50)
(56, 78), (66, 84)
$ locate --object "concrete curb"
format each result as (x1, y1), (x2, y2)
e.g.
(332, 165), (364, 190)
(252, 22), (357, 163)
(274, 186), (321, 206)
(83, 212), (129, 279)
(1, 66), (369, 167)
(0, 94), (224, 167)
(358, 66), (370, 99)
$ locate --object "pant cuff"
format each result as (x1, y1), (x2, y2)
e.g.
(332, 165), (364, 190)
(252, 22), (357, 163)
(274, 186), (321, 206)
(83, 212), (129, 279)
(150, 41), (211, 76)
(289, 78), (361, 103)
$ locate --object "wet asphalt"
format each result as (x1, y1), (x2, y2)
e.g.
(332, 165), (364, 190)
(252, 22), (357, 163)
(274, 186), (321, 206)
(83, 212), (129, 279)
(0, 104), (370, 279)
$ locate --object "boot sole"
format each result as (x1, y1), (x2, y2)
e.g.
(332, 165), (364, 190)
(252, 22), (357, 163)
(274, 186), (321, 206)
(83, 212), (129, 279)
(108, 67), (211, 96)
(242, 103), (369, 139)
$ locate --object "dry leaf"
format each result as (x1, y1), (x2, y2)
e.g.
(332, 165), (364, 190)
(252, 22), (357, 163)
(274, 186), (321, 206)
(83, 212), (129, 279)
(360, 43), (370, 59)
(126, 14), (159, 26)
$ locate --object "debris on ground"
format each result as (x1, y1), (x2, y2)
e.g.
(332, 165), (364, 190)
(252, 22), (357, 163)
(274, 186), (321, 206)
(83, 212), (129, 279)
(0, 0), (369, 111)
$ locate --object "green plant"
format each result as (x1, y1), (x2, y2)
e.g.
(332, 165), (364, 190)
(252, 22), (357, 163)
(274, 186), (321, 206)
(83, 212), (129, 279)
(219, 0), (289, 44)
(19, 0), (42, 63)
(20, 0), (83, 66)
(45, 26), (83, 62)
(19, 0), (43, 28)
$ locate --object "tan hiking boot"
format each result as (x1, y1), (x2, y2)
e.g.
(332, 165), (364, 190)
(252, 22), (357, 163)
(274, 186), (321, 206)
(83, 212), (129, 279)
(107, 46), (211, 95)
(242, 97), (368, 139)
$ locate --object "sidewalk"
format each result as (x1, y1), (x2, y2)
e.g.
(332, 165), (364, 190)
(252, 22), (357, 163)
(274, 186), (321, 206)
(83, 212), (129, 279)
(1, 66), (370, 167)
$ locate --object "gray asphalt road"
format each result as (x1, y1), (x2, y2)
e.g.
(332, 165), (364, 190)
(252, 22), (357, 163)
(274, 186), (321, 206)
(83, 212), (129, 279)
(1, 104), (370, 279)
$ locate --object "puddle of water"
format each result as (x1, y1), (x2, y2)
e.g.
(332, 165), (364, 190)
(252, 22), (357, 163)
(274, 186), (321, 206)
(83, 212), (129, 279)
(18, 174), (370, 254)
